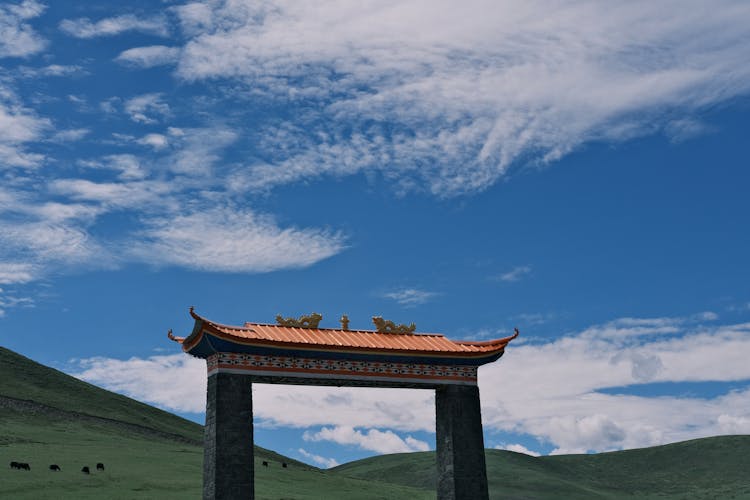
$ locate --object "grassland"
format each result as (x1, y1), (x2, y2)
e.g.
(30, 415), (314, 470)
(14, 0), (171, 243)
(334, 435), (750, 499)
(0, 346), (431, 499)
(2, 346), (749, 499)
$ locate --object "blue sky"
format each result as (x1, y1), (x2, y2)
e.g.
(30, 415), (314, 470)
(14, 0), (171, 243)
(1, 0), (749, 466)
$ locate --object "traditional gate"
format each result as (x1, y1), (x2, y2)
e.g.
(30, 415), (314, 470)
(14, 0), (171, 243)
(170, 308), (517, 500)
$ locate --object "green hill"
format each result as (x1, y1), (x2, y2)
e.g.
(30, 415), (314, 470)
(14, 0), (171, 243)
(2, 345), (749, 499)
(332, 435), (750, 499)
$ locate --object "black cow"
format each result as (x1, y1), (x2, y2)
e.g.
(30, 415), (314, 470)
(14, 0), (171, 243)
(262, 461), (268, 467)
(96, 463), (105, 471)
(10, 461), (19, 469)
(16, 463), (30, 471)
(282, 462), (287, 468)
(49, 464), (61, 471)
(81, 466), (90, 474)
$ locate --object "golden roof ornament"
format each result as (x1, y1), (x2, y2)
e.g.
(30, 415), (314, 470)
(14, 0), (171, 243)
(340, 314), (350, 331)
(275, 312), (323, 329)
(372, 316), (416, 334)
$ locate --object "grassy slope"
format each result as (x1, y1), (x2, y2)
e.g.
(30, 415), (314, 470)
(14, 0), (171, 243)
(0, 346), (432, 499)
(332, 435), (750, 499)
(0, 347), (200, 442)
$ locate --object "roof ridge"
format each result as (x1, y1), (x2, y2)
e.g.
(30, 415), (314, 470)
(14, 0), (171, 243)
(244, 321), (444, 337)
(189, 310), (442, 336)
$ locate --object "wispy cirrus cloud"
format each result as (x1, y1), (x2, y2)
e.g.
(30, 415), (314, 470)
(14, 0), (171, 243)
(116, 45), (180, 68)
(0, 220), (107, 266)
(49, 127), (89, 143)
(128, 207), (346, 273)
(76, 154), (147, 180)
(0, 0), (46, 58)
(123, 93), (170, 124)
(17, 64), (84, 78)
(496, 265), (532, 283)
(48, 178), (173, 210)
(0, 263), (36, 285)
(0, 288), (34, 317)
(0, 83), (50, 168)
(59, 14), (168, 39)
(164, 0), (750, 197)
(382, 288), (438, 307)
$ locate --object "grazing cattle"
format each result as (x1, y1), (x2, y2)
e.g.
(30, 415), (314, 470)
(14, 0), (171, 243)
(262, 461), (268, 467)
(282, 462), (287, 468)
(18, 463), (30, 471)
(49, 464), (61, 471)
(96, 463), (105, 471)
(10, 461), (20, 469)
(81, 466), (90, 474)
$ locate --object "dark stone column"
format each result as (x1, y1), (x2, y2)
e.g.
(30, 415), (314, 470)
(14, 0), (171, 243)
(435, 384), (489, 500)
(203, 372), (254, 500)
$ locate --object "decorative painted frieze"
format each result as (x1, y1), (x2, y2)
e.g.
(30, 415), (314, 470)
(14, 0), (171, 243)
(206, 352), (478, 385)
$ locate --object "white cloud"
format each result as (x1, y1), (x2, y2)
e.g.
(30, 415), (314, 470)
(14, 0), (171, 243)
(497, 265), (532, 282)
(59, 14), (168, 39)
(0, 84), (50, 168)
(0, 262), (36, 284)
(72, 354), (207, 413)
(69, 314), (750, 456)
(137, 133), (169, 150)
(123, 93), (170, 124)
(0, 0), (46, 58)
(166, 127), (236, 176)
(1, 186), (101, 223)
(495, 443), (540, 457)
(479, 320), (750, 453)
(49, 178), (172, 209)
(50, 128), (89, 143)
(304, 426), (430, 455)
(297, 448), (339, 469)
(665, 118), (714, 143)
(26, 202), (102, 223)
(167, 0), (750, 196)
(0, 288), (34, 318)
(717, 414), (750, 434)
(99, 97), (120, 115)
(77, 154), (148, 180)
(173, 2), (214, 36)
(382, 288), (437, 307)
(128, 207), (346, 273)
(116, 45), (180, 68)
(0, 220), (105, 266)
(0, 215), (111, 295)
(18, 64), (84, 78)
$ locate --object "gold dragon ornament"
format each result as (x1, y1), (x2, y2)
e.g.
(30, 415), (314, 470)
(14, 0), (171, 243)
(372, 316), (416, 334)
(275, 312), (323, 329)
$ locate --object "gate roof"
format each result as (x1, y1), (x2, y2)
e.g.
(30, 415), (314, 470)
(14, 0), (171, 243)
(172, 308), (517, 366)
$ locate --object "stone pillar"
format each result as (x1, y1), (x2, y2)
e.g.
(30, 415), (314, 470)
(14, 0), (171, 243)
(435, 384), (489, 500)
(203, 372), (254, 500)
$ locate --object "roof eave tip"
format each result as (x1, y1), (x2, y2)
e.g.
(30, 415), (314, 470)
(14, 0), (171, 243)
(167, 329), (185, 344)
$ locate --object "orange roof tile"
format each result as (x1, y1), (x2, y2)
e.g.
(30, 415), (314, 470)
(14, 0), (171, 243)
(178, 309), (518, 359)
